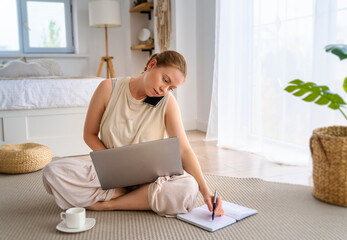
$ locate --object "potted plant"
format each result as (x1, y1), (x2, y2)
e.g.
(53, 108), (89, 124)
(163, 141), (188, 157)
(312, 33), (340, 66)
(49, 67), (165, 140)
(284, 44), (347, 207)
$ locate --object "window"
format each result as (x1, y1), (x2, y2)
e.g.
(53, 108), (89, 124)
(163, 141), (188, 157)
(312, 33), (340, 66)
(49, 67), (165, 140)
(208, 0), (347, 165)
(252, 0), (347, 146)
(0, 0), (74, 54)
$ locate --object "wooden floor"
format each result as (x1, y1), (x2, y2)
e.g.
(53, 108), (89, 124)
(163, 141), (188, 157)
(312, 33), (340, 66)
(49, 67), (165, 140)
(187, 130), (313, 186)
(68, 130), (313, 187)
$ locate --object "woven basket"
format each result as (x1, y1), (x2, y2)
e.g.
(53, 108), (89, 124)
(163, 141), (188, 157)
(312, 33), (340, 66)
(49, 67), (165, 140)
(310, 126), (347, 207)
(0, 143), (52, 174)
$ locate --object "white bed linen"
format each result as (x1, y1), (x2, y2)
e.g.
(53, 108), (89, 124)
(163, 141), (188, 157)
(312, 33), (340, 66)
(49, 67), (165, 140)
(0, 77), (104, 110)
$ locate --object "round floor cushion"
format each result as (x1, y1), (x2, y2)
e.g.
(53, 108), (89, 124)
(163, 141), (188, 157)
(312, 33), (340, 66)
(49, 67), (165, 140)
(0, 143), (52, 174)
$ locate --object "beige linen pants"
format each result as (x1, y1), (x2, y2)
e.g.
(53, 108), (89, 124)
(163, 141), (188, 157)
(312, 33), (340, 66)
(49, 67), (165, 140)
(42, 158), (199, 217)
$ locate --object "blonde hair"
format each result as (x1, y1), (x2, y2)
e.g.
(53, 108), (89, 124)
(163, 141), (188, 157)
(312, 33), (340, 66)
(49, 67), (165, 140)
(144, 50), (187, 80)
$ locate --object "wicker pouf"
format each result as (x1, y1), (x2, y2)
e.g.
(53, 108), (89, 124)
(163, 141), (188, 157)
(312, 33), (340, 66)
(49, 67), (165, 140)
(310, 126), (347, 207)
(0, 143), (52, 174)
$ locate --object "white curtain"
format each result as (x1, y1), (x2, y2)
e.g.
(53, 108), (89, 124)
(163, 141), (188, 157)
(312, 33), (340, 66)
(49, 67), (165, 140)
(207, 0), (347, 166)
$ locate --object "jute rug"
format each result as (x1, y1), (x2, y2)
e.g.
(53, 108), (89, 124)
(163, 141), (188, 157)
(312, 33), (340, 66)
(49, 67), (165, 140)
(0, 170), (346, 240)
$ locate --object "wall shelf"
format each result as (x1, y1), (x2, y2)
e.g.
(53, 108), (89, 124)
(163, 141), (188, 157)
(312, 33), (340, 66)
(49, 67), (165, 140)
(129, 2), (153, 12)
(130, 1), (155, 56)
(131, 43), (155, 55)
(129, 2), (154, 20)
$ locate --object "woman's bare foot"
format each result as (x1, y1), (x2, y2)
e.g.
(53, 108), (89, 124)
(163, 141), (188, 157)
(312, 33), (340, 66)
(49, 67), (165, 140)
(86, 188), (132, 211)
(86, 184), (150, 211)
(86, 201), (105, 211)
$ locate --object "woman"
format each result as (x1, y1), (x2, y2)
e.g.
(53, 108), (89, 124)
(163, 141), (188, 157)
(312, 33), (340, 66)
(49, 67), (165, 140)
(43, 50), (224, 217)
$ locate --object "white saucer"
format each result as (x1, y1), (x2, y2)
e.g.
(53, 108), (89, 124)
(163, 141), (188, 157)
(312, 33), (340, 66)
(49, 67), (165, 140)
(56, 218), (96, 233)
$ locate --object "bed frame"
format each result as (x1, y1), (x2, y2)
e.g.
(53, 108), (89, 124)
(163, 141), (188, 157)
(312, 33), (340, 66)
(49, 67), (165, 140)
(0, 107), (90, 157)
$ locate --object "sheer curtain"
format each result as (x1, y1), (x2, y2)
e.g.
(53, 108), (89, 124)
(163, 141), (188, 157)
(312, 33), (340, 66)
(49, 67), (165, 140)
(206, 0), (347, 166)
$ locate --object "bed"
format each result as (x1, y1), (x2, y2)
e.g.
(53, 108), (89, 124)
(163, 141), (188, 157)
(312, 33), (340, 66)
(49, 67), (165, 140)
(0, 76), (104, 157)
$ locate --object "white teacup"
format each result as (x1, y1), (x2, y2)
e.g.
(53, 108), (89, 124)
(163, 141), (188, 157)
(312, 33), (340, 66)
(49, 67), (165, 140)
(60, 207), (86, 229)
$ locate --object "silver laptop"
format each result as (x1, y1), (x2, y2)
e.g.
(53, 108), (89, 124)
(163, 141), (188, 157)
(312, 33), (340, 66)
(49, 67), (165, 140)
(90, 137), (184, 190)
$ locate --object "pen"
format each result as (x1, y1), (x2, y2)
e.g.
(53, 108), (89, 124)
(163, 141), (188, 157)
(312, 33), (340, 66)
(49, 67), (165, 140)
(212, 190), (217, 221)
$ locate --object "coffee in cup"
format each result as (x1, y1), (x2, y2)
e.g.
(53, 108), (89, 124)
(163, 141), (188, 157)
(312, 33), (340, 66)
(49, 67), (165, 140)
(60, 207), (86, 229)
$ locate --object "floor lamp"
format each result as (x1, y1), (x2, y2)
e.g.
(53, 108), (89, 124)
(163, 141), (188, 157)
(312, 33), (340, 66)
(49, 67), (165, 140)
(89, 0), (121, 78)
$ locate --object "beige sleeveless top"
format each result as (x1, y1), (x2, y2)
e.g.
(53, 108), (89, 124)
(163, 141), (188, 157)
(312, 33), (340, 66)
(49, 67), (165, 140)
(100, 76), (170, 148)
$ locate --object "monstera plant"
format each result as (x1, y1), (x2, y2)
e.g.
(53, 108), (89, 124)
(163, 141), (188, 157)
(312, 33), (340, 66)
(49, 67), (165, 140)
(285, 44), (347, 207)
(284, 44), (347, 120)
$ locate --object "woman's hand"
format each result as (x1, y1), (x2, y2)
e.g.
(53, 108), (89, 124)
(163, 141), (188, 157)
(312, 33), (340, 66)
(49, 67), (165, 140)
(203, 193), (224, 217)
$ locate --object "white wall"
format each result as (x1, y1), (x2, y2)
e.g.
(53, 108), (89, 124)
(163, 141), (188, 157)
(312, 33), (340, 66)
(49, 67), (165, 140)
(170, 0), (197, 130)
(196, 0), (216, 131)
(170, 0), (216, 131)
(84, 0), (132, 77)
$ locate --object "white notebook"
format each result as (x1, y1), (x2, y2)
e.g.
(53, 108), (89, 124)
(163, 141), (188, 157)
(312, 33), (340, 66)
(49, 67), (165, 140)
(177, 201), (258, 232)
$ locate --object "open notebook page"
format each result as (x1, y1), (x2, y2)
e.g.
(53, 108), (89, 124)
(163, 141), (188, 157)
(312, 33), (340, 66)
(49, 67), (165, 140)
(177, 201), (258, 232)
(201, 200), (258, 220)
(177, 207), (236, 232)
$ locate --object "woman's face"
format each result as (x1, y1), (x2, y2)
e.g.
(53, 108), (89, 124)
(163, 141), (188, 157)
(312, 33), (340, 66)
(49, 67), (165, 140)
(144, 60), (185, 97)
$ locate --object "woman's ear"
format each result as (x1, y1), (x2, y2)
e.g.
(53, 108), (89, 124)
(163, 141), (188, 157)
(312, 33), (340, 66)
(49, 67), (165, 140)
(147, 59), (157, 71)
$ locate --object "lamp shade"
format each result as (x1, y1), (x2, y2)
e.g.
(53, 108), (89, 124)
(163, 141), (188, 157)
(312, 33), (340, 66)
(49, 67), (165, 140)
(89, 0), (121, 28)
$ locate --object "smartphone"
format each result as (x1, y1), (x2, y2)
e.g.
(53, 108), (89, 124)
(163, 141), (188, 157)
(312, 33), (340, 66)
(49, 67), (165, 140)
(143, 96), (164, 106)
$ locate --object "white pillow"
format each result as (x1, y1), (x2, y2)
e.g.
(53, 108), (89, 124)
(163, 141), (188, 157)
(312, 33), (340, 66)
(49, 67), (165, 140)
(28, 59), (64, 76)
(0, 60), (49, 78)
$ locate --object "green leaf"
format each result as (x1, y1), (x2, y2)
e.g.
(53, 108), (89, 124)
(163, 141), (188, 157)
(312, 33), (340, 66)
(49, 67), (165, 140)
(305, 82), (316, 87)
(284, 80), (346, 111)
(302, 92), (320, 102)
(284, 85), (300, 93)
(323, 90), (346, 104)
(328, 102), (340, 110)
(293, 89), (309, 96)
(325, 44), (347, 61)
(315, 96), (330, 105)
(311, 84), (328, 94)
(344, 77), (347, 93)
(316, 85), (329, 91)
